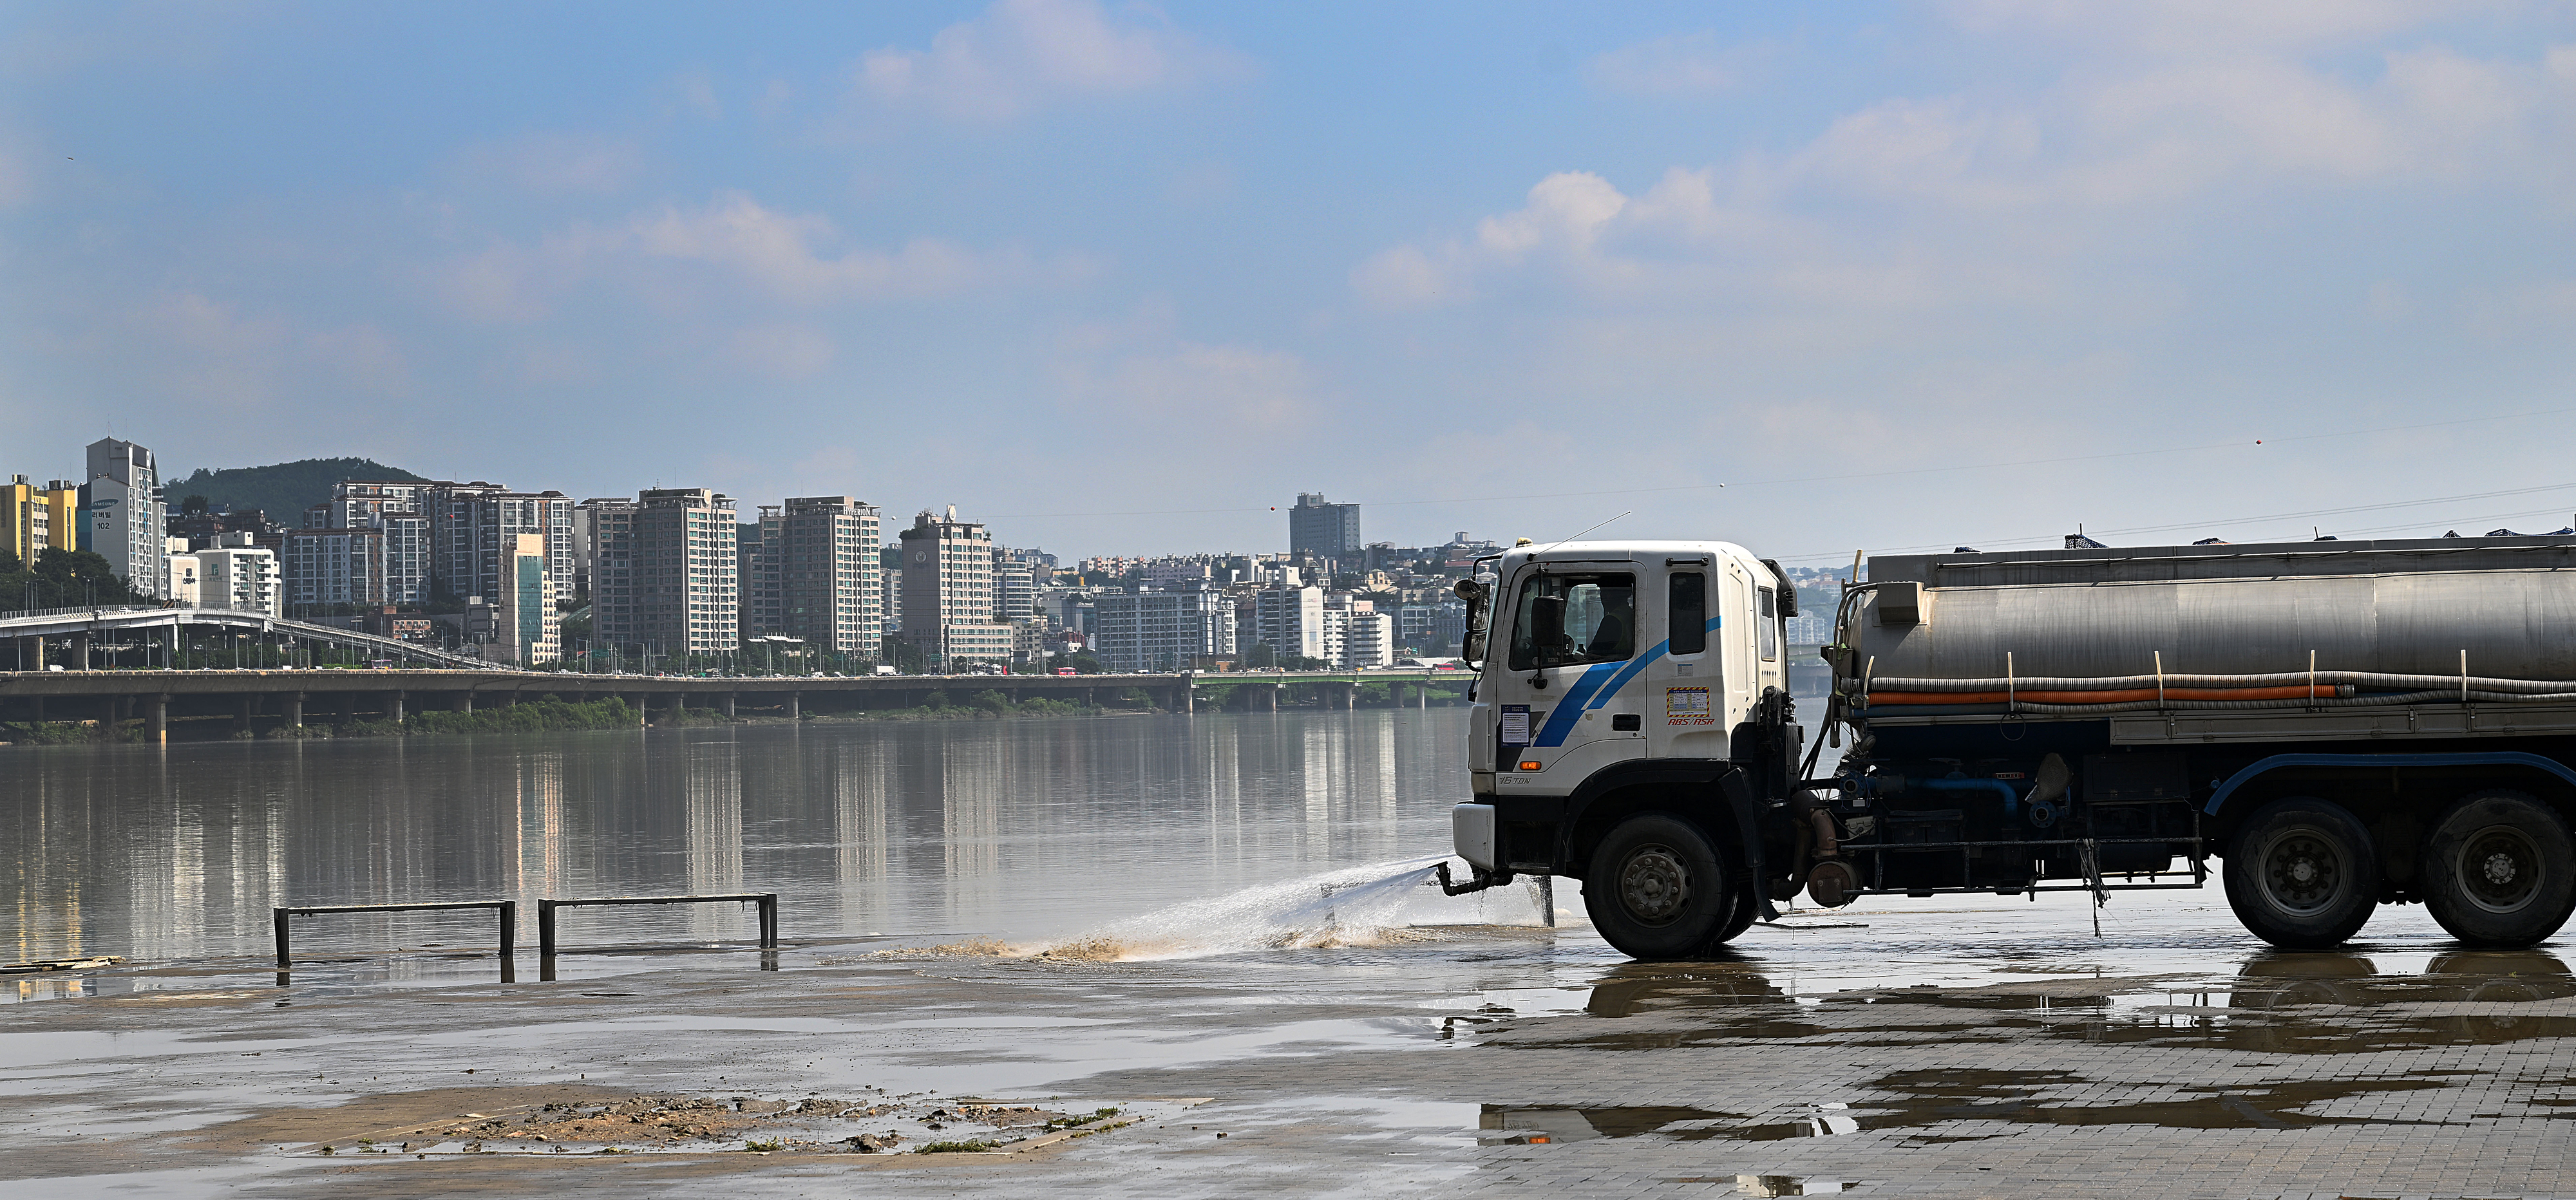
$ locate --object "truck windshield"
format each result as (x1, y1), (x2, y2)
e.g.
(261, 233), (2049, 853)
(1508, 572), (1634, 670)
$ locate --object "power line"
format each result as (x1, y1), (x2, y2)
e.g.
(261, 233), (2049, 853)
(985, 404), (2576, 521)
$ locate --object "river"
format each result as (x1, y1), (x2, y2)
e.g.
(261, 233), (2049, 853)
(4, 709), (1473, 977)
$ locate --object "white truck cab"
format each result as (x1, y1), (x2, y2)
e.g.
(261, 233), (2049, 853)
(1446, 541), (1804, 959)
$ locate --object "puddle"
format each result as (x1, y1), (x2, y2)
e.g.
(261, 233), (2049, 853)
(1483, 1069), (2462, 1144)
(1516, 946), (2576, 1055)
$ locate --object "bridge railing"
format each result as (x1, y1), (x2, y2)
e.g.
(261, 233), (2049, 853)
(0, 604), (167, 623)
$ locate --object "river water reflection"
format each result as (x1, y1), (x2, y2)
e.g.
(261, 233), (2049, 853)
(3, 710), (1467, 970)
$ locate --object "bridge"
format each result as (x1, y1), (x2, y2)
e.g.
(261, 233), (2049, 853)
(0, 666), (1474, 742)
(1, 604), (502, 671)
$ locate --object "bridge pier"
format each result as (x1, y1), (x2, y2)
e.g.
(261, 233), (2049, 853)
(786, 692), (799, 720)
(723, 693), (736, 717)
(148, 694), (167, 744)
(238, 693), (258, 735)
(1267, 684), (1279, 712)
(285, 692), (303, 728)
(459, 691), (473, 713)
(1180, 683), (1193, 715)
(390, 690), (405, 724)
(70, 630), (88, 670)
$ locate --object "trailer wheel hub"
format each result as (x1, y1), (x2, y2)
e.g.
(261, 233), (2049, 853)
(1617, 846), (1690, 925)
(2459, 826), (2542, 913)
(2261, 832), (2341, 914)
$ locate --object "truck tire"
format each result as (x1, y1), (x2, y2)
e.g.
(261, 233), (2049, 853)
(1707, 883), (1759, 948)
(2223, 797), (2379, 950)
(2420, 789), (2576, 949)
(1582, 814), (1733, 960)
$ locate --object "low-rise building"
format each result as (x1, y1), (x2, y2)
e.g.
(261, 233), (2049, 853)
(194, 541), (280, 616)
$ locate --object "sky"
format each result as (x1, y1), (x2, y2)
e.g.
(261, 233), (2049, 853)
(6, 1), (2576, 564)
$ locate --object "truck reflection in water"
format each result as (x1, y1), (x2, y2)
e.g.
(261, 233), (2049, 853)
(1479, 946), (2572, 1143)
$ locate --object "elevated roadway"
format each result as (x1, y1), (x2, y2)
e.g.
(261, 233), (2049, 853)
(1, 605), (501, 671)
(0, 666), (1473, 742)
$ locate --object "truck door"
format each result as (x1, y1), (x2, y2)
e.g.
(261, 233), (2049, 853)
(1653, 563), (1727, 760)
(1493, 563), (1645, 787)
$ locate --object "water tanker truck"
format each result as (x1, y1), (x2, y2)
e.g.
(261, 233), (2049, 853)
(1443, 534), (2576, 958)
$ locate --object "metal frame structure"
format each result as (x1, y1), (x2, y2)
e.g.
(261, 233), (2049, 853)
(536, 892), (779, 958)
(272, 901), (518, 970)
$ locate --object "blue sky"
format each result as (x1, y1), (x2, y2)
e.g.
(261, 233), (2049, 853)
(6, 1), (2576, 561)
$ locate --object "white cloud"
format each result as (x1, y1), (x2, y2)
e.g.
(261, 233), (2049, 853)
(1940, 0), (2501, 53)
(1361, 27), (2576, 313)
(855, 0), (1246, 121)
(436, 192), (1094, 322)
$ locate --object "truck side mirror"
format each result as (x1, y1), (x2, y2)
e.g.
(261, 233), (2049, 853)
(1455, 577), (1490, 666)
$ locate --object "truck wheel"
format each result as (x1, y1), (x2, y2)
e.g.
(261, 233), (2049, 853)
(1705, 883), (1759, 948)
(1582, 814), (1732, 960)
(2421, 790), (2576, 949)
(2223, 797), (2379, 950)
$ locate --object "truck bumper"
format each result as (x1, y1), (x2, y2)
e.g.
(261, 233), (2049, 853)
(1452, 802), (1499, 871)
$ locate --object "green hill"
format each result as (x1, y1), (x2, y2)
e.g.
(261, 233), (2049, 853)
(166, 458), (428, 521)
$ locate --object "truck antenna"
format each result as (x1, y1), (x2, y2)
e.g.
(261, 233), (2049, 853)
(1530, 511), (1631, 559)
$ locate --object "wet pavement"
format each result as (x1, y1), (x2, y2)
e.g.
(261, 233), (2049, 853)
(6, 883), (2575, 1198)
(8, 714), (2574, 1196)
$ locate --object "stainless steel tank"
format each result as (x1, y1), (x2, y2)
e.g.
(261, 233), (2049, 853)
(1845, 536), (2576, 684)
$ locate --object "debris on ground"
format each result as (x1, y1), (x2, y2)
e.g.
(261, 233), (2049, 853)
(369, 1093), (1106, 1156)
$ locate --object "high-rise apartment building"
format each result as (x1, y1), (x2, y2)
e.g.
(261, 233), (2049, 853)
(486, 532), (557, 665)
(897, 507), (1010, 668)
(307, 480), (437, 530)
(878, 544), (904, 635)
(1092, 586), (1235, 672)
(776, 496), (880, 657)
(1341, 608), (1394, 669)
(600, 488), (736, 657)
(1288, 492), (1361, 559)
(738, 512), (779, 645)
(1254, 585), (1325, 661)
(432, 487), (574, 604)
(584, 498), (639, 652)
(992, 560), (1035, 623)
(3, 476), (79, 568)
(279, 511), (428, 610)
(86, 438), (167, 597)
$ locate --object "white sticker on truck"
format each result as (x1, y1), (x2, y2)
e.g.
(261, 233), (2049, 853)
(1666, 686), (1715, 726)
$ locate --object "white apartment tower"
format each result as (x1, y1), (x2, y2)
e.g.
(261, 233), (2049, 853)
(623, 488), (737, 656)
(86, 438), (167, 597)
(778, 496), (881, 657)
(1254, 585), (1325, 662)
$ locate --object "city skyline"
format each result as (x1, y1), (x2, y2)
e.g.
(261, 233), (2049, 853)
(10, 5), (2576, 564)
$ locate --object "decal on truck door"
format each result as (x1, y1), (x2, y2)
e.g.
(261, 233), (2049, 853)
(1665, 686), (1714, 726)
(1499, 705), (1531, 746)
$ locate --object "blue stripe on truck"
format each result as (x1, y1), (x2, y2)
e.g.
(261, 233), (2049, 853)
(1530, 615), (1725, 747)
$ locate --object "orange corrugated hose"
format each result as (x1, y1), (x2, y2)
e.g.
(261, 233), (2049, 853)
(1866, 686), (2334, 705)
